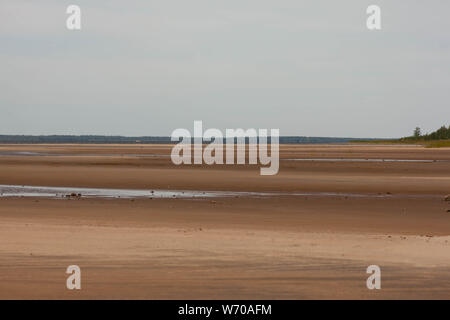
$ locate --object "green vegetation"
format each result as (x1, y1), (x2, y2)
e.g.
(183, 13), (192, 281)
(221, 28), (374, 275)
(398, 125), (450, 147)
(352, 125), (450, 148)
(401, 125), (450, 142)
(423, 140), (450, 148)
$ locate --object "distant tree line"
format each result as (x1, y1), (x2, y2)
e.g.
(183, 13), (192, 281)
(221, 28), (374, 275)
(0, 135), (381, 144)
(402, 125), (450, 141)
(0, 135), (171, 144)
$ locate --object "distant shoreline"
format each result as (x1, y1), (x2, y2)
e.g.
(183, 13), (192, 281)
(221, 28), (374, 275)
(351, 139), (450, 148)
(0, 135), (388, 145)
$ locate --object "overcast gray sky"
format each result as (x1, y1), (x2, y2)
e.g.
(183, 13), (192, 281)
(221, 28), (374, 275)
(1, 0), (449, 138)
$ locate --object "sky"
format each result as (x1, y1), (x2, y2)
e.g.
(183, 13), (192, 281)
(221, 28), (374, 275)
(0, 0), (449, 138)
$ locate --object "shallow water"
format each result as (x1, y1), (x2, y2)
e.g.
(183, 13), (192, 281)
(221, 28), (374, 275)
(1, 151), (447, 162)
(0, 151), (169, 157)
(0, 185), (241, 199)
(284, 158), (446, 162)
(0, 151), (45, 156)
(0, 185), (441, 200)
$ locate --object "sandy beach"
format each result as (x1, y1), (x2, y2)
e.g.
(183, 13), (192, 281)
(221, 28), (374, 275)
(0, 144), (449, 299)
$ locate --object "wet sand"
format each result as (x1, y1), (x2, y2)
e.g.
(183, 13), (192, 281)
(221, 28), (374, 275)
(0, 144), (449, 299)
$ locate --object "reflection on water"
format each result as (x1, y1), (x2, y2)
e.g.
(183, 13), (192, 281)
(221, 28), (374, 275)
(0, 151), (448, 162)
(0, 151), (44, 156)
(0, 185), (441, 200)
(0, 185), (276, 199)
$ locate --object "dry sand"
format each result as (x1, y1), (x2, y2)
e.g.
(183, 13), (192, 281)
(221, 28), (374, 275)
(0, 144), (449, 299)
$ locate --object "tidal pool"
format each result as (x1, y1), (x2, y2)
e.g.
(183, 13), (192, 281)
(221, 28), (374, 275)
(0, 185), (441, 200)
